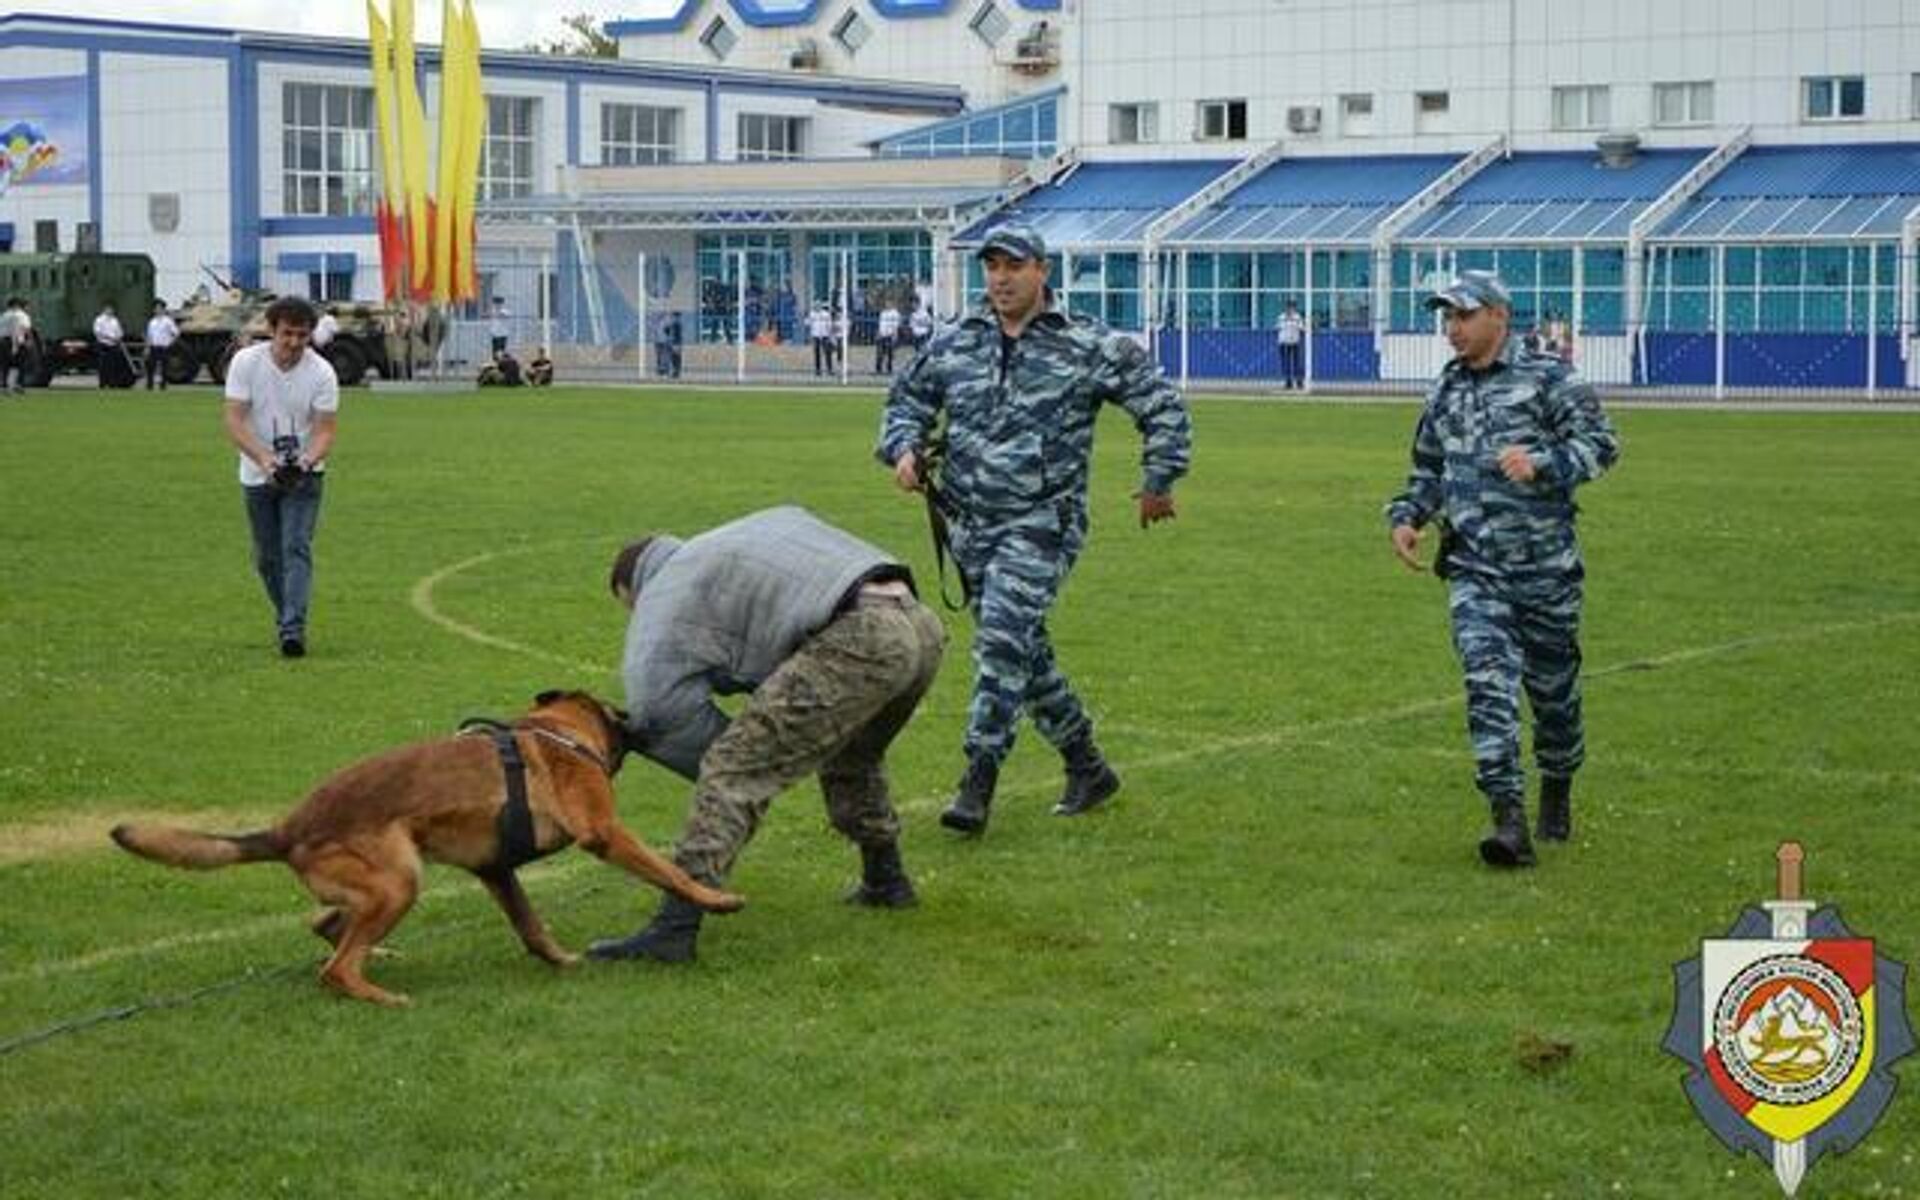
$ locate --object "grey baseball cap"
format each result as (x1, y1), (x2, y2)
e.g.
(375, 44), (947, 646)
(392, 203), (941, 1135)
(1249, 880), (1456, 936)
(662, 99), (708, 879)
(1424, 269), (1512, 312)
(976, 222), (1047, 262)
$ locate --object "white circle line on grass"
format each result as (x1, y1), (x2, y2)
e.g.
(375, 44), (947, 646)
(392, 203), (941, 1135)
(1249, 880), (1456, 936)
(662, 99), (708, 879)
(408, 549), (610, 676)
(29, 608), (1913, 982)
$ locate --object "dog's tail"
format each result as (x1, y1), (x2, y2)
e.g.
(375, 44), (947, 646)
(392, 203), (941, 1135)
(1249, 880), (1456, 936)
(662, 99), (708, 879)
(110, 823), (285, 870)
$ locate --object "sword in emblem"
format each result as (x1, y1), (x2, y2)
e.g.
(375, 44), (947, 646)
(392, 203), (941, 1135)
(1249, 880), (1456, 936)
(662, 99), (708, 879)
(1764, 841), (1813, 1197)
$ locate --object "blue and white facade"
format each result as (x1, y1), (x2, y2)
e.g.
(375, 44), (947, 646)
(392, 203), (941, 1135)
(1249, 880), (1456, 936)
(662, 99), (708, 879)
(610, 0), (1920, 391)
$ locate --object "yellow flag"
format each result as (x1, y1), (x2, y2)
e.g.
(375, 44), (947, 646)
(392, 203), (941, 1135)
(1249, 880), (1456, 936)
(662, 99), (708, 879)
(365, 2), (406, 300)
(393, 0), (433, 295)
(453, 0), (486, 302)
(429, 0), (460, 302)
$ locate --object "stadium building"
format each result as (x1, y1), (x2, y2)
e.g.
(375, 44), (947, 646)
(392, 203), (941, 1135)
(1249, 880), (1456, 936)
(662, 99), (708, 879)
(4, 2), (1919, 391)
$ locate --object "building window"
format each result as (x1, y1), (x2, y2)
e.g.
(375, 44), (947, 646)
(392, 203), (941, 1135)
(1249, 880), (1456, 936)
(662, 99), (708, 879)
(1414, 90), (1450, 134)
(1653, 81), (1713, 126)
(481, 96), (537, 200)
(969, 1), (1010, 46)
(1551, 85), (1610, 130)
(877, 91), (1058, 159)
(602, 103), (679, 166)
(832, 10), (871, 55)
(738, 113), (807, 161)
(700, 16), (737, 61)
(1804, 75), (1866, 121)
(1109, 102), (1158, 145)
(281, 82), (376, 217)
(1197, 98), (1248, 142)
(1339, 93), (1374, 137)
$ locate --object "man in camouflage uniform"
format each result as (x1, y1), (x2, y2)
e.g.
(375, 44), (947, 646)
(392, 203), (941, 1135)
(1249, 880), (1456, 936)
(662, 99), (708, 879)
(1385, 270), (1620, 868)
(877, 224), (1192, 835)
(587, 505), (947, 964)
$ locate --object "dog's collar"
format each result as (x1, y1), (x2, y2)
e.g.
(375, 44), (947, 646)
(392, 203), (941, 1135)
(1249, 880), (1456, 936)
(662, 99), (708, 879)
(520, 723), (618, 775)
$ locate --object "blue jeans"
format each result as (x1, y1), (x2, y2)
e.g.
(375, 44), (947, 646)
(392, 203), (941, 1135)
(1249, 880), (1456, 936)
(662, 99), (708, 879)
(243, 475), (325, 640)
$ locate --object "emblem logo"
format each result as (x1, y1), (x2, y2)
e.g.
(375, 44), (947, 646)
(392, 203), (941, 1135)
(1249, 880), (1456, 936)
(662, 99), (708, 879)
(1664, 843), (1915, 1196)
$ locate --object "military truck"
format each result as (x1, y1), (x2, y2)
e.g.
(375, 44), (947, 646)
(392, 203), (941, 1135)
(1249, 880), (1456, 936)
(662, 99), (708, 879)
(168, 272), (435, 387)
(0, 252), (155, 386)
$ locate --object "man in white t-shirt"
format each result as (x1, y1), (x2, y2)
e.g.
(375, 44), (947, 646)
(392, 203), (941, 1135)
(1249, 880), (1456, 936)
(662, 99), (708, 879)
(94, 303), (127, 389)
(144, 300), (180, 391)
(311, 308), (338, 350)
(908, 302), (933, 353)
(807, 301), (834, 377)
(488, 296), (511, 357)
(1275, 300), (1305, 390)
(874, 302), (901, 375)
(222, 296), (341, 658)
(0, 297), (31, 394)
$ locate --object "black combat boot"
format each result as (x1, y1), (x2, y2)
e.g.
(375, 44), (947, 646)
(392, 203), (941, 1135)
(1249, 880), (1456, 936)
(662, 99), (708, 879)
(939, 757), (999, 835)
(1054, 731), (1120, 817)
(844, 842), (918, 908)
(1478, 797), (1537, 868)
(1536, 776), (1573, 842)
(586, 893), (706, 964)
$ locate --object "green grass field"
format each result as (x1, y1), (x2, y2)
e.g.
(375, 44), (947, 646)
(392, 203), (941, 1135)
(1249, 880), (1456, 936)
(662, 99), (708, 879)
(2, 385), (1916, 1199)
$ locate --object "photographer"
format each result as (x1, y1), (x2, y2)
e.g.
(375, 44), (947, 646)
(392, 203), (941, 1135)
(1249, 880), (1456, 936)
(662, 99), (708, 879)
(221, 296), (340, 659)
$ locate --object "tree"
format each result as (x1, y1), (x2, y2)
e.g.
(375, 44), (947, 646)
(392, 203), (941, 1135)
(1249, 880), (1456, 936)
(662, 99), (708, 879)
(527, 12), (617, 58)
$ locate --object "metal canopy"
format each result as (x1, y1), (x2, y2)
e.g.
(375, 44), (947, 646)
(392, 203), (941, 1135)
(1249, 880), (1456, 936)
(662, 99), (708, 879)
(1649, 143), (1920, 243)
(476, 185), (1008, 232)
(1162, 154), (1457, 248)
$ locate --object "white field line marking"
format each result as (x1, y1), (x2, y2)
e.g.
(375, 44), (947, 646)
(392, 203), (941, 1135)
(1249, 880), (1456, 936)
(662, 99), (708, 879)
(3, 856), (605, 986)
(407, 549), (609, 676)
(21, 603), (1910, 982)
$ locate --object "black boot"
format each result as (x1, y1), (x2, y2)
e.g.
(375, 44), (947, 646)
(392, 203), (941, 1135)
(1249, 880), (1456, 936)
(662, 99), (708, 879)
(845, 842), (917, 908)
(1478, 798), (1537, 868)
(1054, 732), (1120, 817)
(1536, 776), (1572, 841)
(586, 893), (706, 963)
(939, 757), (998, 835)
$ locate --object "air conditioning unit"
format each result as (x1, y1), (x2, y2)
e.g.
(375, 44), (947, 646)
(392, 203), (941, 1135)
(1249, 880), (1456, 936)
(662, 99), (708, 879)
(1287, 105), (1322, 134)
(1009, 21), (1059, 73)
(789, 38), (821, 70)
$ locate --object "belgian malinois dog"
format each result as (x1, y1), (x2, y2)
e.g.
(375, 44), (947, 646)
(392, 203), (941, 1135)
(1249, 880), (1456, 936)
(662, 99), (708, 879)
(112, 690), (741, 1007)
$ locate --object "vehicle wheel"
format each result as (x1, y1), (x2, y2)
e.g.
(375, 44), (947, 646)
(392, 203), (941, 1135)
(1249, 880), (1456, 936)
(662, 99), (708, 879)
(326, 339), (367, 386)
(163, 343), (202, 384)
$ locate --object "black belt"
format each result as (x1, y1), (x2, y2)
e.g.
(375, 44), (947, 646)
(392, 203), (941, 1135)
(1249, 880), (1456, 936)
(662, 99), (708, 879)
(458, 718), (541, 874)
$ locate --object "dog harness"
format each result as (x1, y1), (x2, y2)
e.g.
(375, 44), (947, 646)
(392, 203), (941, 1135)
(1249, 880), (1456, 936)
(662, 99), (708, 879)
(459, 719), (541, 873)
(457, 717), (620, 875)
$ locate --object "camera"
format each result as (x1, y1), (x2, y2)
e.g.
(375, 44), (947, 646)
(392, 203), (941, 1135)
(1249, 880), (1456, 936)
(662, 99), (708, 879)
(270, 433), (307, 490)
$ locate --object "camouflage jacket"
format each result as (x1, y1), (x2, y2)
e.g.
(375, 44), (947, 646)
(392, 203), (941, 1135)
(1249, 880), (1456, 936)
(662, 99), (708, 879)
(1385, 336), (1619, 578)
(877, 299), (1191, 524)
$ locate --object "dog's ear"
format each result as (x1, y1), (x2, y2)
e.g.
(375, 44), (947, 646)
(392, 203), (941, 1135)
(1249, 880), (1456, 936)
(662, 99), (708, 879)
(534, 689), (565, 707)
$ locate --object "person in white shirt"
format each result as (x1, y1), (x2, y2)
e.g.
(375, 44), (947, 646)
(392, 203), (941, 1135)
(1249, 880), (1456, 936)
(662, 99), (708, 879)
(908, 303), (933, 353)
(0, 296), (31, 394)
(222, 297), (341, 659)
(874, 303), (902, 375)
(1275, 300), (1306, 390)
(311, 309), (338, 351)
(807, 302), (834, 377)
(488, 296), (511, 357)
(144, 300), (180, 391)
(93, 303), (127, 389)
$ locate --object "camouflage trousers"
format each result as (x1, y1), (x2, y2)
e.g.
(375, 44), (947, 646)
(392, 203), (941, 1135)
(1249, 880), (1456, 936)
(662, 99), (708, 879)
(673, 592), (947, 887)
(950, 508), (1092, 767)
(1447, 570), (1585, 805)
